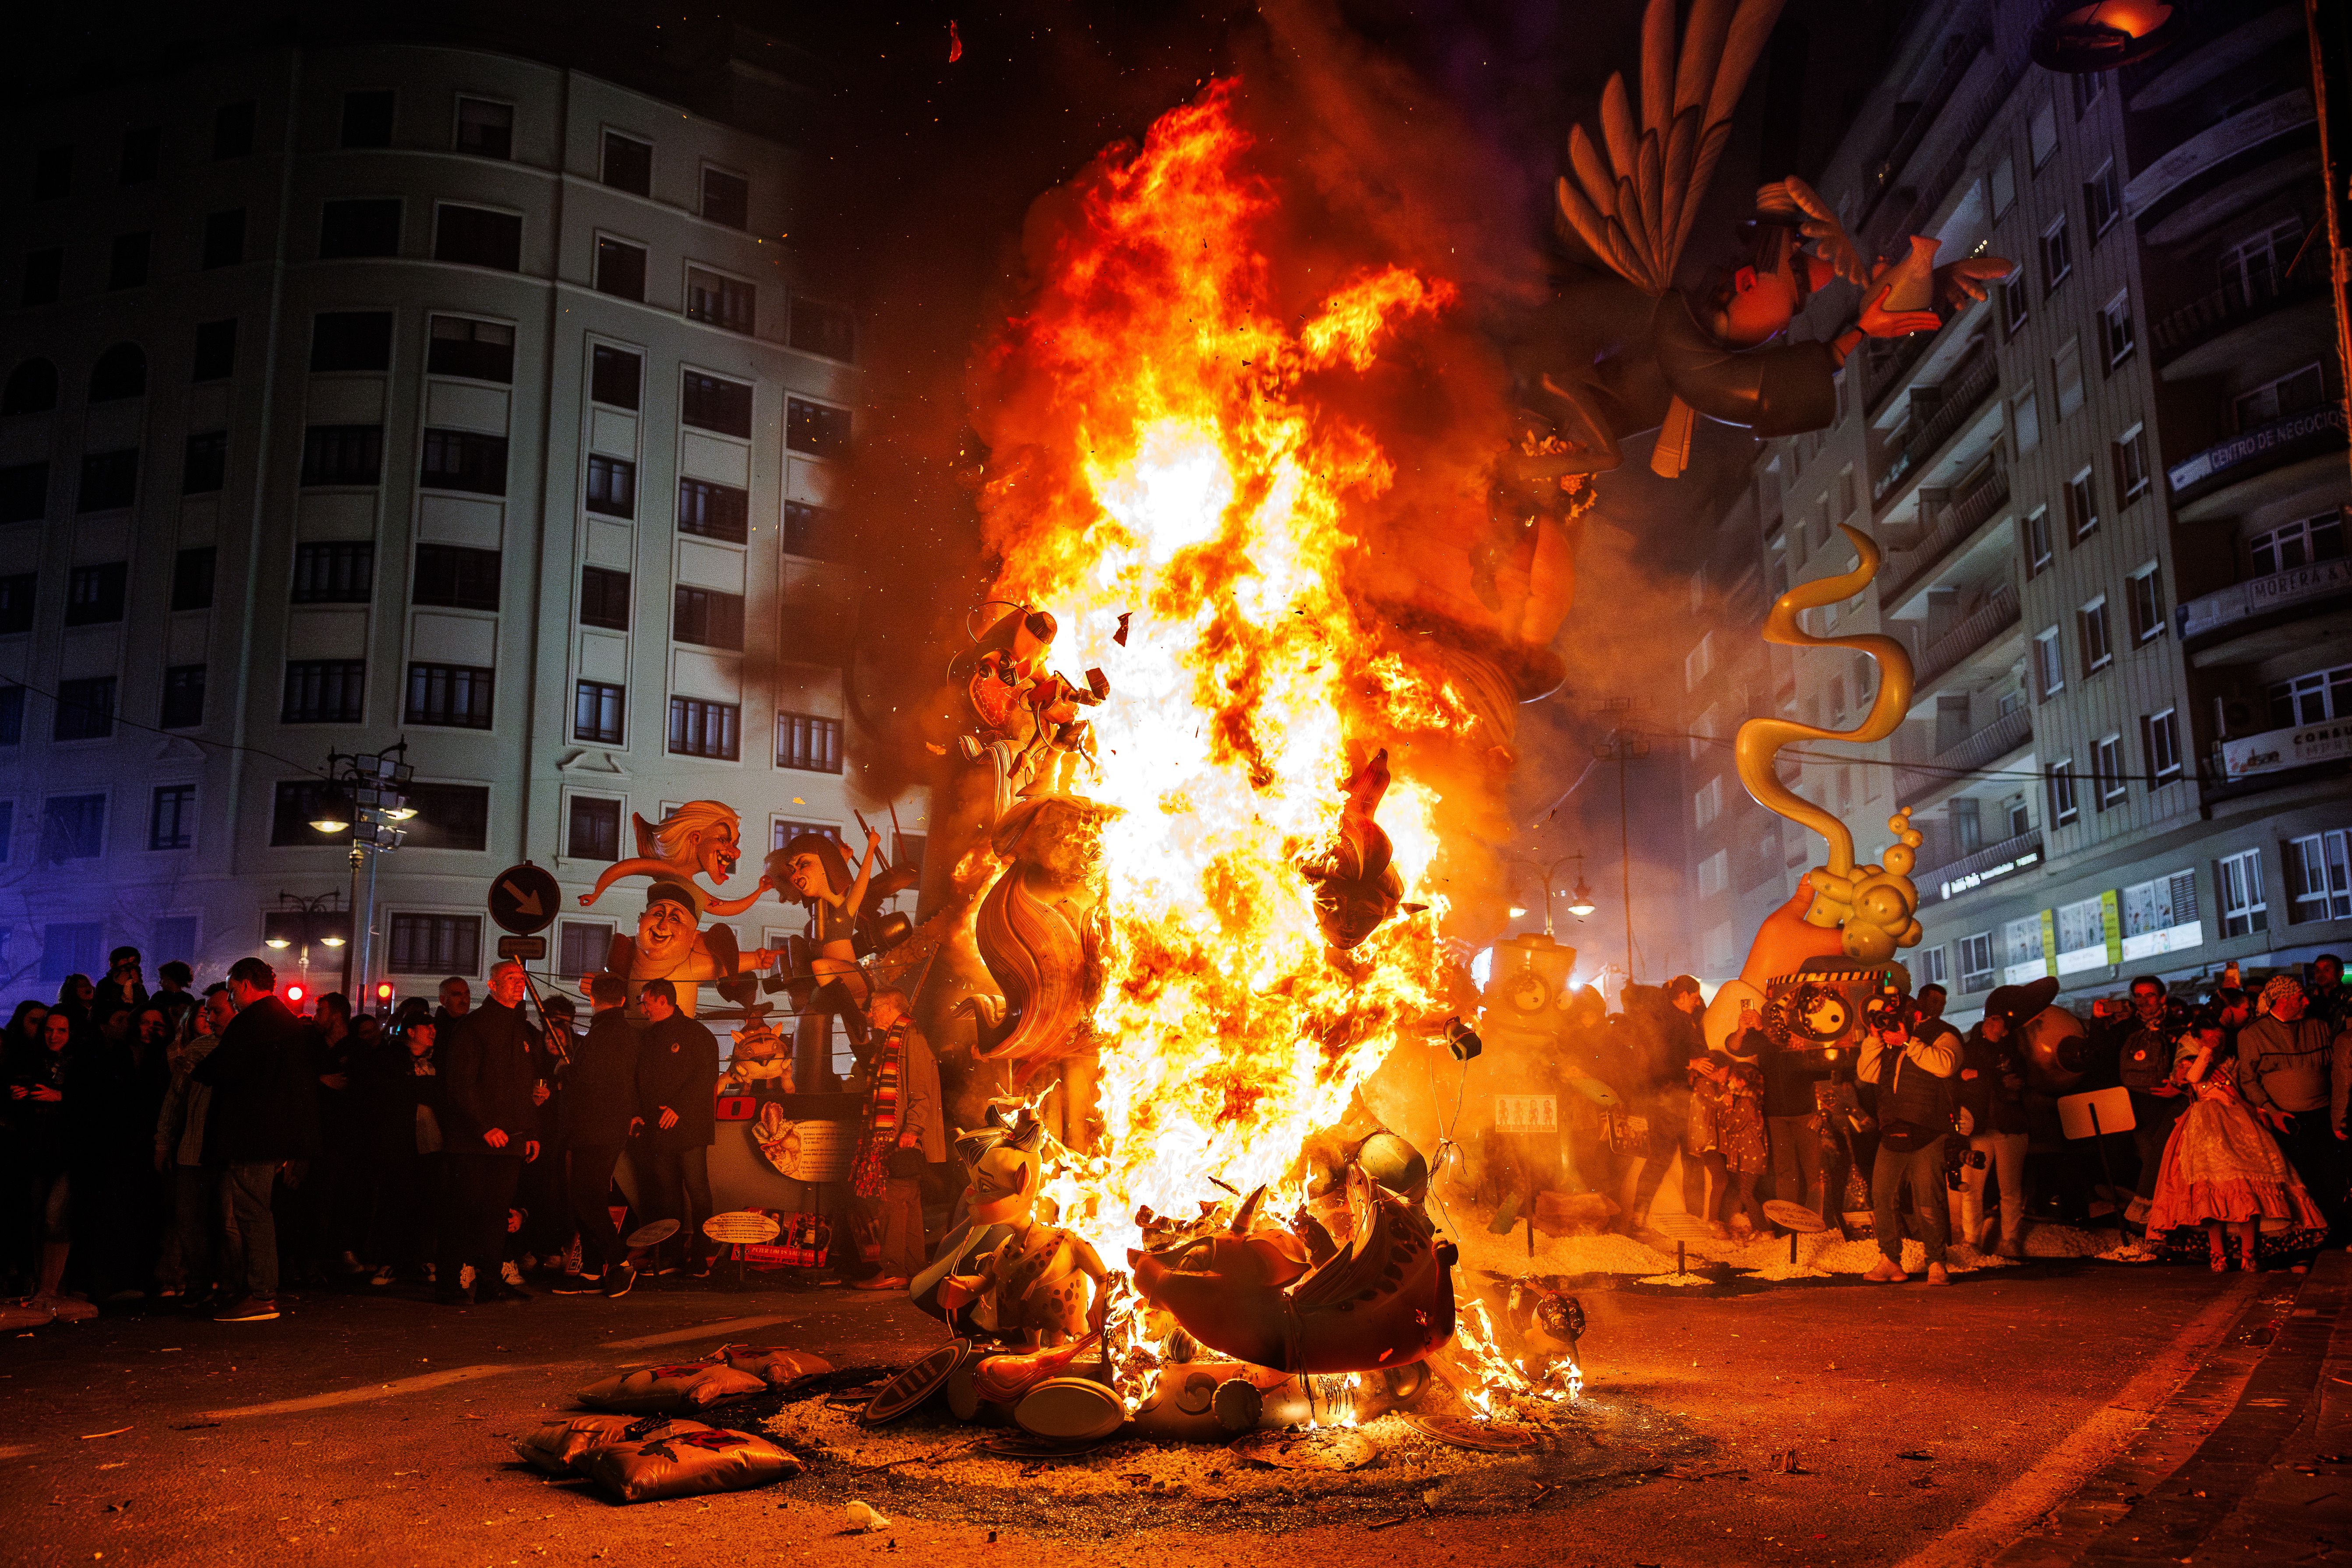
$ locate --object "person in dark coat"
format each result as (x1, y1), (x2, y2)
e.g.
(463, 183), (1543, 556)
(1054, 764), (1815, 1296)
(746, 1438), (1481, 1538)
(633, 978), (720, 1276)
(192, 957), (323, 1322)
(435, 962), (541, 1304)
(518, 994), (575, 1275)
(552, 974), (641, 1297)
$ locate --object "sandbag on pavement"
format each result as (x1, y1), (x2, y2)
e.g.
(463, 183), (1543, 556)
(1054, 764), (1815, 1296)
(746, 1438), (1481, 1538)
(576, 1362), (766, 1414)
(712, 1343), (834, 1385)
(511, 1415), (710, 1475)
(576, 1425), (804, 1503)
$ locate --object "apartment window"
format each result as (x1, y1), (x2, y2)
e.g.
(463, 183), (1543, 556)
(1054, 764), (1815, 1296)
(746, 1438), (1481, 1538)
(192, 319), (237, 381)
(2054, 339), (2084, 417)
(1958, 932), (1995, 992)
(2065, 470), (2098, 543)
(419, 428), (507, 495)
(590, 346), (641, 409)
(427, 316), (514, 382)
(33, 145), (72, 200)
(2100, 293), (2136, 369)
(3, 359), (56, 419)
(668, 696), (739, 760)
(160, 665), (204, 729)
(2079, 597), (2112, 675)
(593, 236), (646, 301)
(786, 397), (852, 459)
(89, 345), (147, 403)
(182, 431), (227, 495)
(2144, 707), (2182, 783)
(685, 268), (756, 335)
(2001, 272), (2031, 338)
(148, 784), (195, 851)
(42, 795), (106, 861)
(406, 663), (494, 729)
(0, 574), (33, 633)
(2218, 848), (2268, 938)
(2095, 734), (2126, 806)
(455, 97), (512, 159)
(2084, 160), (2121, 236)
(21, 248), (62, 307)
(2029, 97), (2058, 169)
(1835, 466), (1856, 521)
(291, 541), (374, 604)
(2127, 565), (2165, 643)
(580, 565), (629, 629)
(2271, 663), (2352, 727)
(559, 919), (613, 978)
(403, 782), (490, 851)
(568, 795), (622, 860)
(681, 371), (753, 438)
(65, 563), (127, 625)
(201, 209), (246, 269)
(602, 131), (652, 195)
(406, 545), (499, 614)
(2025, 507), (2053, 576)
(783, 500), (828, 558)
(2035, 627), (2064, 699)
(2049, 759), (2079, 825)
(77, 450), (138, 512)
(282, 660), (365, 724)
(773, 819), (841, 851)
(777, 711), (843, 773)
(53, 678), (115, 741)
(1685, 632), (1715, 689)
(172, 547), (215, 611)
(2235, 362), (2327, 430)
(574, 681), (625, 744)
(109, 232), (151, 290)
(2113, 425), (2150, 502)
(2251, 512), (2345, 576)
(672, 586), (744, 650)
(2288, 830), (2352, 922)
(388, 914), (480, 975)
(318, 198), (401, 258)
(677, 477), (747, 542)
(341, 89), (395, 148)
(1696, 849), (1729, 897)
(2041, 217), (2071, 294)
(0, 685), (20, 744)
(790, 298), (857, 362)
(311, 311), (393, 372)
(213, 100), (255, 159)
(2072, 69), (2107, 118)
(300, 425), (382, 486)
(585, 454), (636, 518)
(702, 167), (749, 229)
(434, 204), (521, 271)
(2222, 219), (2302, 300)
(0, 463), (47, 524)
(1694, 775), (1723, 829)
(269, 780), (343, 844)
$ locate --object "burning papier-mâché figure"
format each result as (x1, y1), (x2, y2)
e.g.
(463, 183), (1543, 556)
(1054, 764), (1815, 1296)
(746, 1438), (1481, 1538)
(579, 801), (770, 1005)
(951, 603), (1110, 823)
(961, 793), (1110, 1086)
(922, 1105), (1108, 1349)
(1298, 748), (1420, 953)
(1504, 0), (2013, 490)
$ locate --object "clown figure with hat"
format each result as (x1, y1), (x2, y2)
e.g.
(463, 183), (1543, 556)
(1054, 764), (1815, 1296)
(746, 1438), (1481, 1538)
(599, 879), (781, 1020)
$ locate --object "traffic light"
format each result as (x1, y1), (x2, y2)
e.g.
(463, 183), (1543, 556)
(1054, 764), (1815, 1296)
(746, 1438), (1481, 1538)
(375, 980), (396, 1014)
(286, 982), (307, 1010)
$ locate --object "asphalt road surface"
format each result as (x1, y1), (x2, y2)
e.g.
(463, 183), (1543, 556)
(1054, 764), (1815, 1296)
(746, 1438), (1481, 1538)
(4, 1256), (2348, 1567)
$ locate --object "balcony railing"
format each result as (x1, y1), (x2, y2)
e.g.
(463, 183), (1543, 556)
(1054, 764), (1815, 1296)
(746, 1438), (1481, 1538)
(1875, 351), (2000, 505)
(1918, 828), (2045, 903)
(1896, 703), (2034, 806)
(2167, 403), (2349, 502)
(1863, 66), (2017, 259)
(1886, 464), (2009, 600)
(1914, 582), (2021, 691)
(2151, 272), (2326, 365)
(2179, 555), (2352, 642)
(2124, 89), (2316, 220)
(1857, 34), (1988, 236)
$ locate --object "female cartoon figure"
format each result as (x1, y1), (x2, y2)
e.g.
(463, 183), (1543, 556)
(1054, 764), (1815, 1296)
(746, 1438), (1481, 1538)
(770, 828), (883, 1083)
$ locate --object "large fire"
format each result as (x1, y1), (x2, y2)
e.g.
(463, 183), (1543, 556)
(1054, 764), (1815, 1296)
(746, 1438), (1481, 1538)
(968, 81), (1478, 1262)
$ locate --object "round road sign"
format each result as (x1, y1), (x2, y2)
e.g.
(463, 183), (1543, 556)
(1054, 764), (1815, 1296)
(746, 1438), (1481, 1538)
(489, 862), (562, 936)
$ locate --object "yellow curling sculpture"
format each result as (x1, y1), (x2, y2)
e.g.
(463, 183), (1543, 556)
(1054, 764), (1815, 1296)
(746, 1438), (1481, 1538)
(1732, 523), (1923, 966)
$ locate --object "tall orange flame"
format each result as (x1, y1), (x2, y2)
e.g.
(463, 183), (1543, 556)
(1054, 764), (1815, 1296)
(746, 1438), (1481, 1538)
(970, 80), (1475, 1257)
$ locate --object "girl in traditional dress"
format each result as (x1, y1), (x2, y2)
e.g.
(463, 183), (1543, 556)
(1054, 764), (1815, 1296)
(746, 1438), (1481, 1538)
(1689, 1028), (1771, 1240)
(2145, 1013), (2325, 1271)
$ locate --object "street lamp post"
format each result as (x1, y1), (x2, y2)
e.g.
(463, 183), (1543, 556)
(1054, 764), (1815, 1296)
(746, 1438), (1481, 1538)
(310, 743), (416, 1004)
(1508, 853), (1598, 938)
(1593, 701), (1650, 991)
(264, 890), (349, 997)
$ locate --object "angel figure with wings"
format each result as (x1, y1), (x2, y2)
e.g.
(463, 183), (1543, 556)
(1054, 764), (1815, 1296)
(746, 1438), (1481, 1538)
(1502, 0), (2013, 494)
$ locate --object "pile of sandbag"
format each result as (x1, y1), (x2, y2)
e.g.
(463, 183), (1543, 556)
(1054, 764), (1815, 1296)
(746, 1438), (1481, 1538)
(575, 1362), (768, 1414)
(512, 1414), (801, 1504)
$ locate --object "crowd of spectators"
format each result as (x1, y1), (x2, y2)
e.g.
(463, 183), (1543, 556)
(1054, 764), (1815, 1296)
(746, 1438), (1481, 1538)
(0, 947), (750, 1326)
(1568, 954), (2352, 1281)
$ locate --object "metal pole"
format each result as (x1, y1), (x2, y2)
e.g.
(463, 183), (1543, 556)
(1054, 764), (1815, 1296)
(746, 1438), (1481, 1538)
(1619, 741), (1635, 989)
(343, 842), (363, 998)
(359, 844), (381, 1012)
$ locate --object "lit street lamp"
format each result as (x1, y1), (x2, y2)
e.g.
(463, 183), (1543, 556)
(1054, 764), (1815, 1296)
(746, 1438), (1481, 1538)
(1508, 852), (1596, 938)
(265, 890), (349, 999)
(309, 743), (419, 1003)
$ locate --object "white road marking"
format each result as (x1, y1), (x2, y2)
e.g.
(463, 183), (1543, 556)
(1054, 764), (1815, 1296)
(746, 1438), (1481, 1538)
(598, 1314), (787, 1349)
(198, 1362), (530, 1419)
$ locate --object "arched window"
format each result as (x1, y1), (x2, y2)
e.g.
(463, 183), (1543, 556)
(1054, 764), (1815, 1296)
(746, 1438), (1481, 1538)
(88, 343), (148, 402)
(1, 358), (58, 415)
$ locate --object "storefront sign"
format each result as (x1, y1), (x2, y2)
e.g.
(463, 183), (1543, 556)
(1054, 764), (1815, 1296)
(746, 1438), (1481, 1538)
(2039, 909), (2059, 979)
(2100, 889), (2123, 966)
(2168, 404), (2347, 494)
(2179, 557), (2352, 639)
(2221, 718), (2352, 780)
(2121, 920), (2204, 962)
(2055, 944), (2109, 976)
(1939, 848), (2040, 900)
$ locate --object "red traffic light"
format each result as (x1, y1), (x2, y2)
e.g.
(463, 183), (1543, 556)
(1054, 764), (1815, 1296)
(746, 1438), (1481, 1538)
(286, 983), (307, 1006)
(374, 981), (395, 1002)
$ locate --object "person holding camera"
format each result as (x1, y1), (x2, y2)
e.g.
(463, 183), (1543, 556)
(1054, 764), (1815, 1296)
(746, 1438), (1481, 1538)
(1954, 1009), (2031, 1257)
(1857, 994), (1959, 1284)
